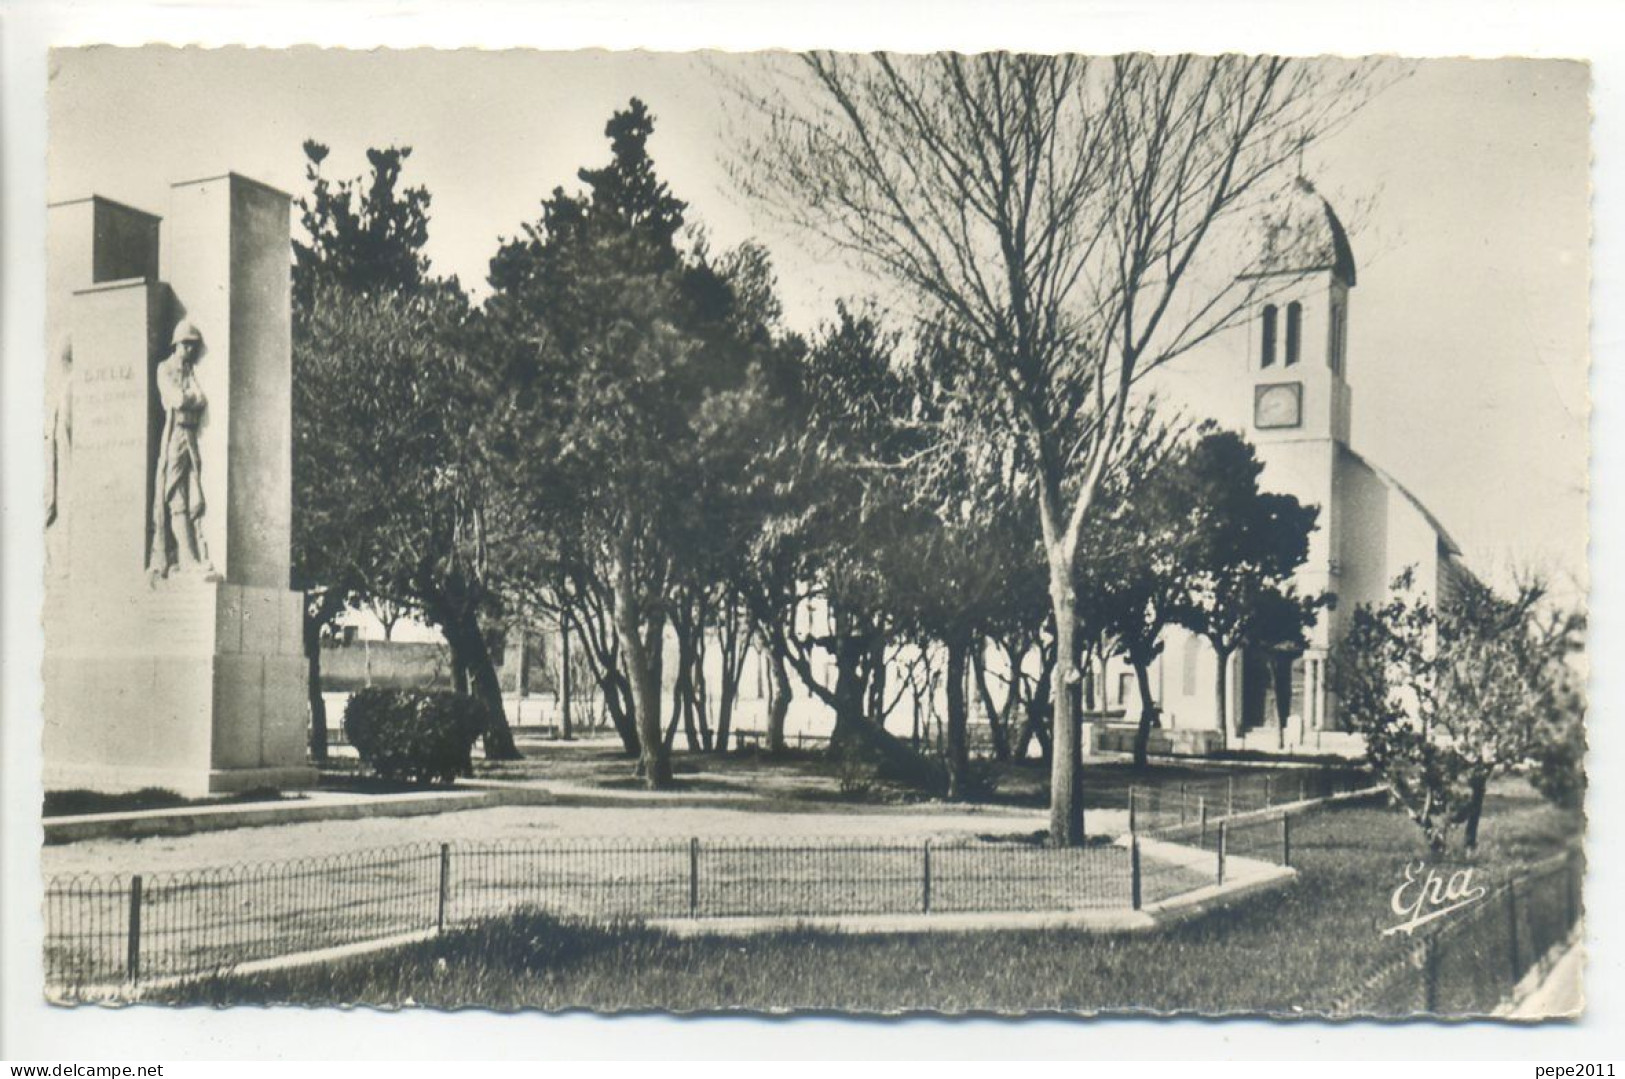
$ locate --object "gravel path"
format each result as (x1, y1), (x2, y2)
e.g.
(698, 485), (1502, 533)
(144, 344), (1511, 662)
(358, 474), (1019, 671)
(41, 797), (1124, 879)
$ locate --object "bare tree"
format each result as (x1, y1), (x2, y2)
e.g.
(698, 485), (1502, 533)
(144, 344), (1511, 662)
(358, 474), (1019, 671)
(732, 52), (1386, 845)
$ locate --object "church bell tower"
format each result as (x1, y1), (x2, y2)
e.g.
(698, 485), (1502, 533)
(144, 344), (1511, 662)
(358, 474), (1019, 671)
(1245, 176), (1356, 450)
(1235, 176), (1358, 739)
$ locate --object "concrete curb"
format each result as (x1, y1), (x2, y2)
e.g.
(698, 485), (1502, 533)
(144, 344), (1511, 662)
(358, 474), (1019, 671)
(648, 907), (1158, 936)
(44, 783), (552, 844)
(1203, 784), (1388, 828)
(54, 929), (444, 1002)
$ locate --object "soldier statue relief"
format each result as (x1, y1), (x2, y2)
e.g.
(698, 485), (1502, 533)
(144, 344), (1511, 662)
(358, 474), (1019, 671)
(148, 320), (219, 583)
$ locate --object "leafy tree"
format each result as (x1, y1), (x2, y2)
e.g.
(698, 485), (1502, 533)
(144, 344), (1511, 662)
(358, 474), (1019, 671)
(1334, 570), (1585, 853)
(734, 52), (1387, 844)
(292, 139), (520, 761)
(756, 308), (944, 790)
(488, 99), (777, 787)
(1167, 431), (1324, 750)
(297, 282), (522, 759)
(293, 140), (424, 756)
(1070, 414), (1188, 768)
(890, 328), (1049, 796)
(293, 142), (433, 309)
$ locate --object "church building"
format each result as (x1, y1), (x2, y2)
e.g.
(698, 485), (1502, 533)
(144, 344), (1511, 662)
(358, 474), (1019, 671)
(1094, 179), (1472, 758)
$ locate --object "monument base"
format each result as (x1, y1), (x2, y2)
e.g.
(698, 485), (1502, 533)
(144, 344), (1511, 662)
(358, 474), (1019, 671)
(43, 579), (316, 799)
(43, 763), (320, 800)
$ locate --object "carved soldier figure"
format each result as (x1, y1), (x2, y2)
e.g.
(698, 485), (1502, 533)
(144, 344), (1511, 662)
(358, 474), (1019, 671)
(148, 320), (218, 582)
(44, 335), (74, 576)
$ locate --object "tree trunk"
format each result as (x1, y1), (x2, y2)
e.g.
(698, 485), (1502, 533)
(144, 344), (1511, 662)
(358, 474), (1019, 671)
(764, 627), (791, 754)
(614, 533), (671, 789)
(1048, 567), (1085, 846)
(715, 624), (740, 755)
(599, 668), (640, 755)
(692, 628), (713, 752)
(972, 644), (1013, 762)
(829, 633), (871, 743)
(1273, 653), (1292, 752)
(446, 609), (521, 761)
(303, 596), (331, 764)
(945, 637), (971, 800)
(1018, 653), (1055, 764)
(574, 593), (640, 754)
(867, 635), (888, 727)
(670, 619), (698, 752)
(1213, 646), (1232, 753)
(559, 614), (574, 740)
(1463, 772), (1490, 850)
(451, 649), (468, 696)
(1130, 657), (1159, 769)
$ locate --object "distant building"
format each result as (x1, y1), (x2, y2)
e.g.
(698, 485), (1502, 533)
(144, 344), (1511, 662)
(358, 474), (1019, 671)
(1097, 179), (1470, 757)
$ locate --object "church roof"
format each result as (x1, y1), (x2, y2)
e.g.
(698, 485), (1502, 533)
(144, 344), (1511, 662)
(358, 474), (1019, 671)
(1252, 176), (1358, 286)
(1341, 446), (1463, 558)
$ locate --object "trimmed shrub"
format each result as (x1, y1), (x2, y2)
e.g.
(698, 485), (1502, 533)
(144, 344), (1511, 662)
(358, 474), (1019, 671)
(343, 687), (485, 785)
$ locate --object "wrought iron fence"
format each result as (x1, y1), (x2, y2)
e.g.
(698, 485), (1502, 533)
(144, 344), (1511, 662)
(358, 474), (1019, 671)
(48, 833), (1173, 989)
(1332, 849), (1584, 1017)
(43, 772), (1381, 993)
(45, 845), (442, 987)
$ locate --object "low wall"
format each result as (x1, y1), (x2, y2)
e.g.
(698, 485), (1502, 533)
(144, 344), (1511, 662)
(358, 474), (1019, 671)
(1093, 724), (1224, 757)
(319, 640), (453, 692)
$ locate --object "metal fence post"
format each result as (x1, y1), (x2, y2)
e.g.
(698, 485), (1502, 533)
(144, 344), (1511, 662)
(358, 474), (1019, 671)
(689, 837), (700, 917)
(437, 843), (451, 933)
(1131, 836), (1143, 911)
(922, 839), (933, 914)
(1422, 935), (1440, 1013)
(1506, 879), (1521, 982)
(1226, 775), (1234, 817)
(1128, 786), (1138, 835)
(1281, 814), (1291, 867)
(1199, 797), (1208, 846)
(1217, 823), (1227, 885)
(126, 875), (143, 985)
(1565, 849), (1580, 930)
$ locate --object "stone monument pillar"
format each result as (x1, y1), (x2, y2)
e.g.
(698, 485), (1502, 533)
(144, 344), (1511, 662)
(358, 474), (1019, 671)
(43, 173), (316, 798)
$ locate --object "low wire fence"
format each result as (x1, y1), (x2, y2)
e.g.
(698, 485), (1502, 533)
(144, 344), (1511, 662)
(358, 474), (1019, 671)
(48, 832), (1220, 989)
(1122, 767), (1368, 833)
(43, 770), (1381, 994)
(1333, 849), (1584, 1016)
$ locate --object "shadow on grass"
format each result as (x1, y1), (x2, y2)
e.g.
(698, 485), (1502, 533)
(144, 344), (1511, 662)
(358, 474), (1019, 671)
(44, 786), (301, 818)
(149, 782), (1580, 1016)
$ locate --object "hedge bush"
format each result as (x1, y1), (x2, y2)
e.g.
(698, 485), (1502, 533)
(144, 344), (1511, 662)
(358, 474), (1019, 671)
(343, 687), (486, 785)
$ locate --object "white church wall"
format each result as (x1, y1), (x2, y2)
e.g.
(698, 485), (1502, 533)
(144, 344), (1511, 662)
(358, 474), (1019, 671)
(1335, 450), (1392, 636)
(1336, 450), (1444, 619)
(1102, 625), (1244, 735)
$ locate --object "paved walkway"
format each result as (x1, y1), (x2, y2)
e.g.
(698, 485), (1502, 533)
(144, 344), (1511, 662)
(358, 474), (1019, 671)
(43, 794), (1091, 878)
(1507, 935), (1585, 1018)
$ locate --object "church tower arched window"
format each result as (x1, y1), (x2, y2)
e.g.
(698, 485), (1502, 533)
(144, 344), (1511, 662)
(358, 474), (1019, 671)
(1261, 304), (1278, 367)
(1329, 300), (1346, 375)
(1285, 301), (1303, 366)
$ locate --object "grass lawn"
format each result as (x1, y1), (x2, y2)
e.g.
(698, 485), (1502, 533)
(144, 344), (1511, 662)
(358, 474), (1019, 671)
(454, 734), (1365, 819)
(155, 776), (1580, 1015)
(43, 786), (298, 818)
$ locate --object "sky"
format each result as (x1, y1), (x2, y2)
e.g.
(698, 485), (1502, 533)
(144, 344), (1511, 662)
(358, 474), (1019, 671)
(47, 49), (1592, 603)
